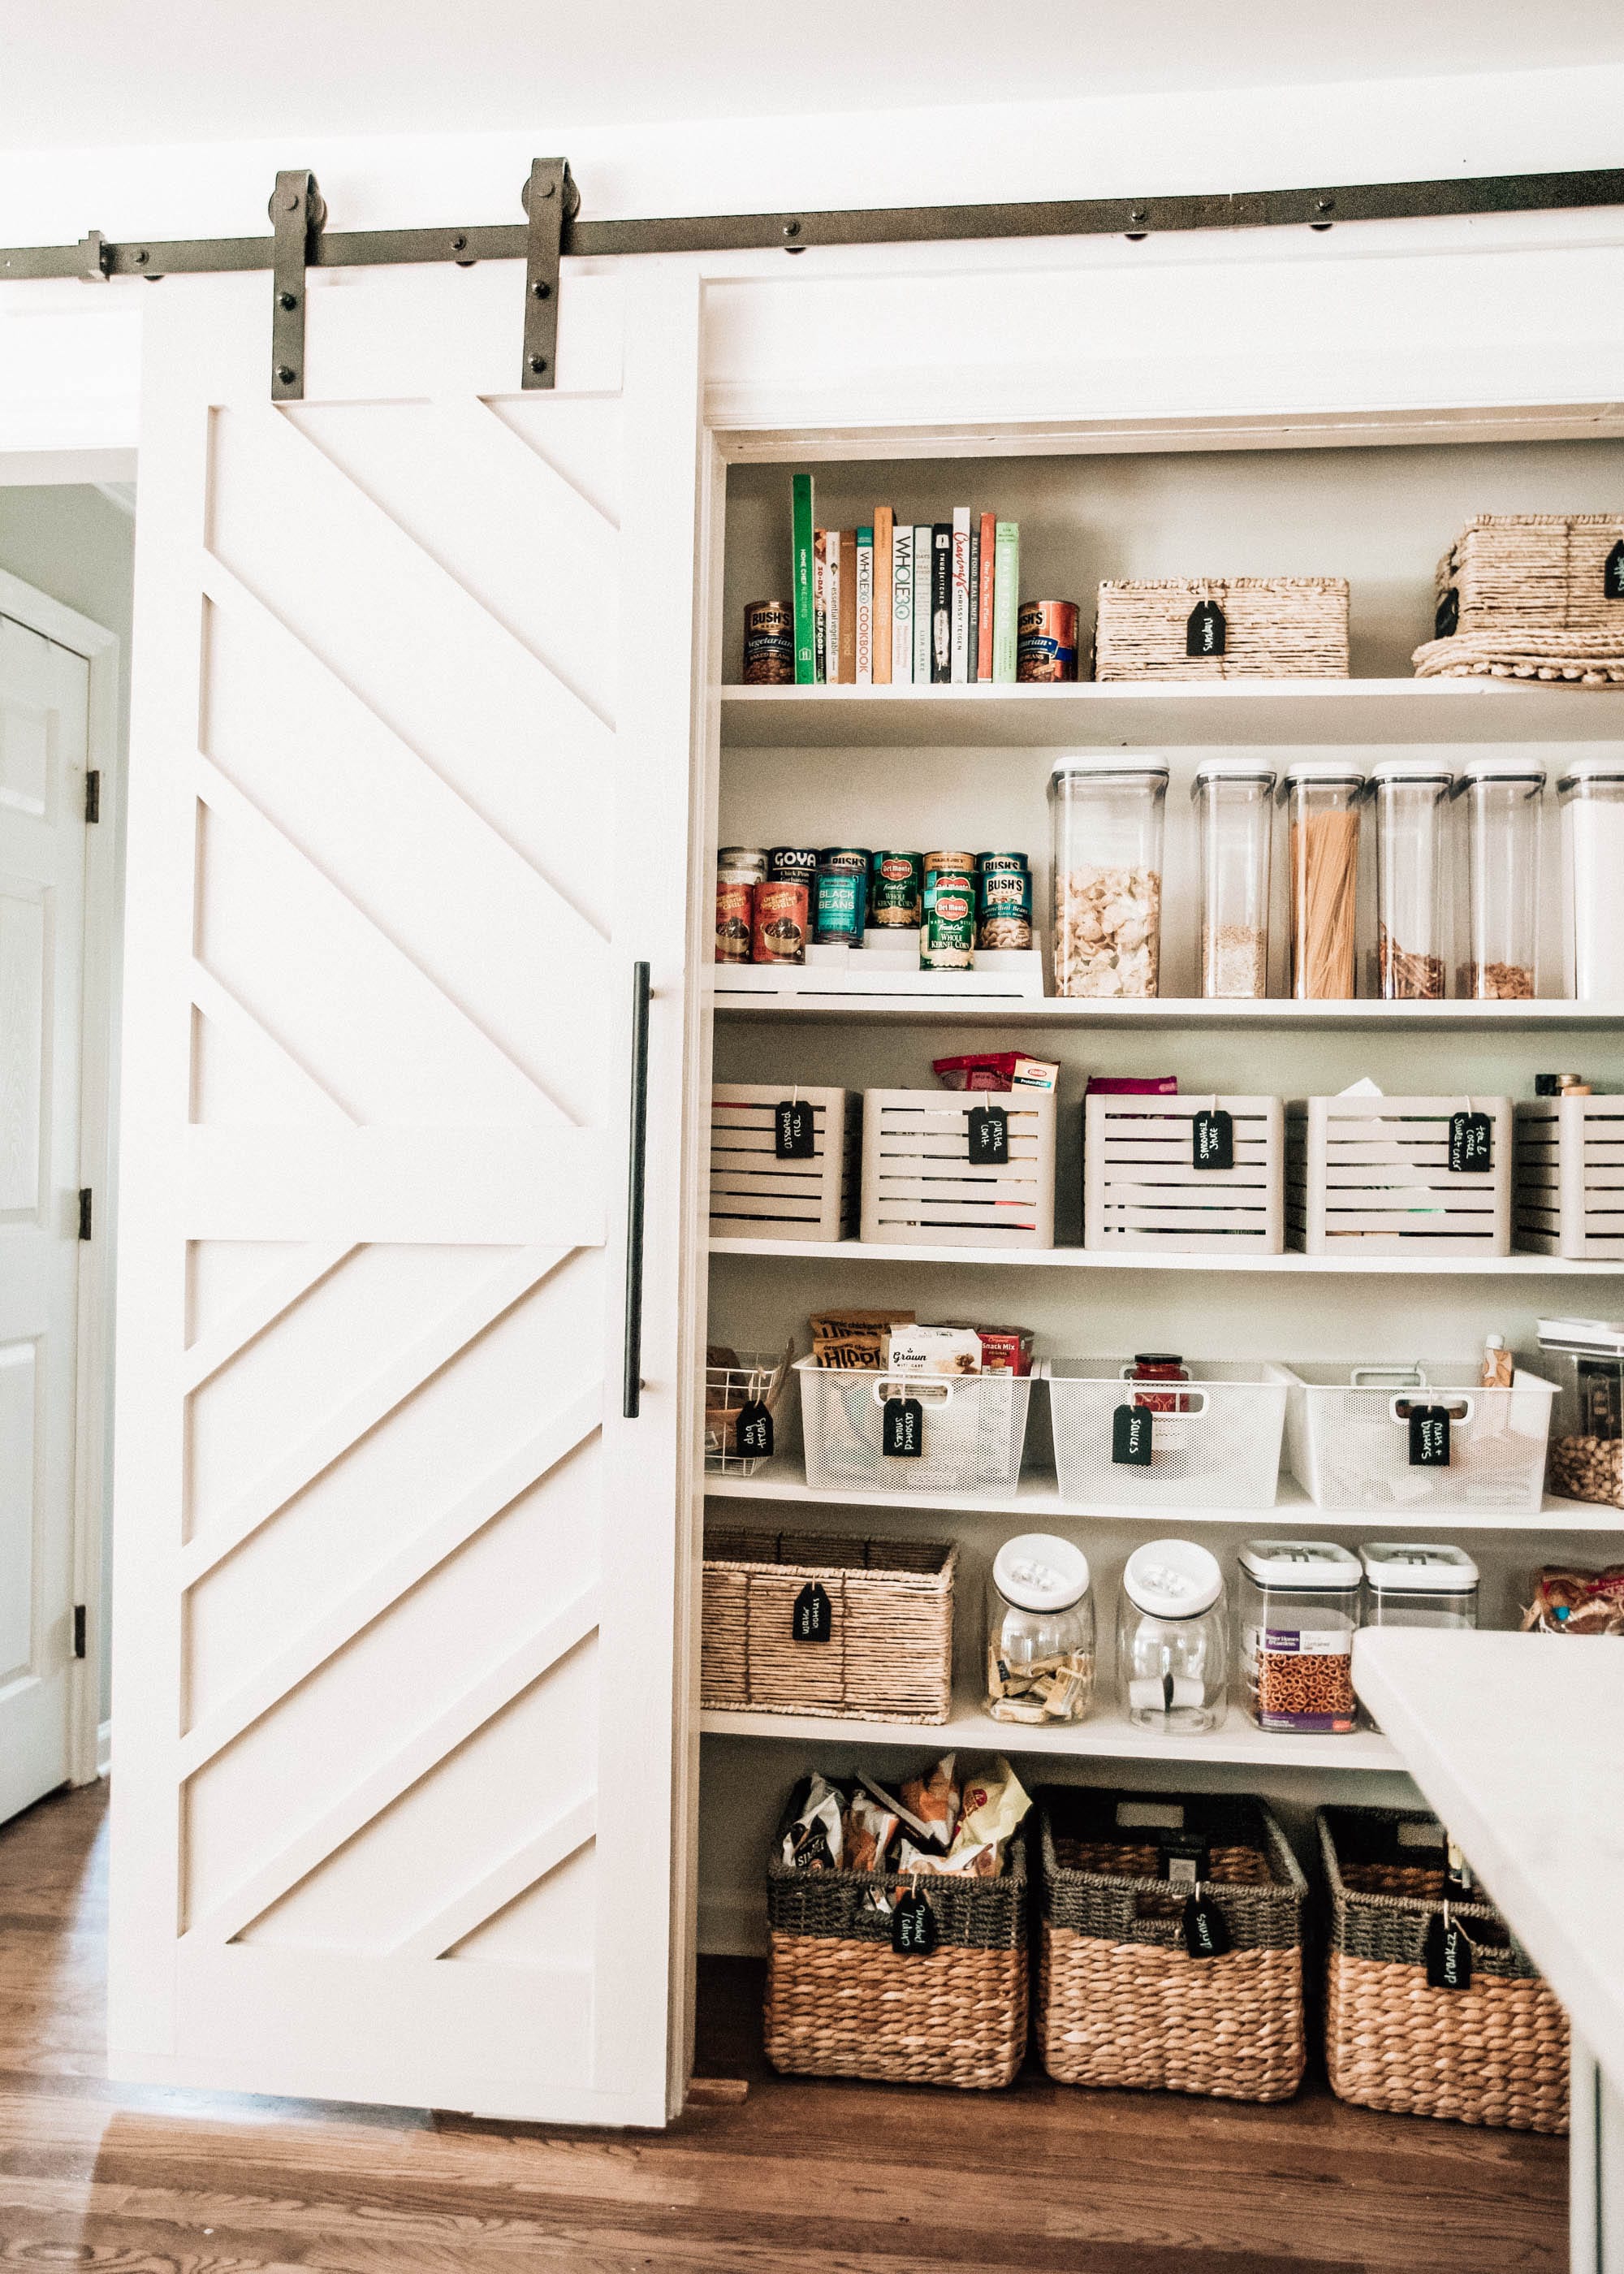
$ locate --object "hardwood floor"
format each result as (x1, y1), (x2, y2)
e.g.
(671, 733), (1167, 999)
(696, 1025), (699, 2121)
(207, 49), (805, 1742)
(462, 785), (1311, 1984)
(0, 1782), (1565, 2272)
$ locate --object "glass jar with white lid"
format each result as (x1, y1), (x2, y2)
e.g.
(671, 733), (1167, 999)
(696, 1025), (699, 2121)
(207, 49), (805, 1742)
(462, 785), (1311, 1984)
(1449, 758), (1544, 1001)
(1048, 756), (1168, 998)
(1557, 760), (1624, 999)
(1116, 1537), (1228, 1732)
(1360, 1543), (1479, 1629)
(1193, 759), (1275, 998)
(984, 1532), (1095, 1725)
(1238, 1539), (1362, 1735)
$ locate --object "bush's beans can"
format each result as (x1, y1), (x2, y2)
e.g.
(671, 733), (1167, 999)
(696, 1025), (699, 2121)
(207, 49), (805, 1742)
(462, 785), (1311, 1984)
(975, 854), (1033, 949)
(715, 863), (756, 963)
(815, 848), (870, 947)
(742, 600), (795, 686)
(755, 846), (816, 964)
(868, 850), (923, 930)
(922, 862), (976, 971)
(1017, 600), (1079, 682)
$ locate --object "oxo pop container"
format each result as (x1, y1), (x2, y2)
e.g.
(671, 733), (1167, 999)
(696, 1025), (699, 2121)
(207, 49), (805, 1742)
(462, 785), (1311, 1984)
(1558, 760), (1624, 999)
(1285, 1360), (1557, 1511)
(1048, 758), (1167, 998)
(1537, 1315), (1624, 1509)
(1282, 763), (1364, 1001)
(1048, 1358), (1292, 1509)
(1359, 1543), (1479, 1629)
(1450, 759), (1544, 1001)
(1239, 1540), (1362, 1735)
(1193, 760), (1275, 998)
(1364, 759), (1452, 1001)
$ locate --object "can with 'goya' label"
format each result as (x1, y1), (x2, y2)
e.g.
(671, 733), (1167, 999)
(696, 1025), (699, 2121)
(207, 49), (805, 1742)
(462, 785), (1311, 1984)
(1017, 600), (1079, 683)
(922, 863), (976, 971)
(868, 850), (923, 930)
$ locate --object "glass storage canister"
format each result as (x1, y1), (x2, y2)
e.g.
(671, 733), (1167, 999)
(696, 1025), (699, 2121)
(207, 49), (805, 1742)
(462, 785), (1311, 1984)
(984, 1533), (1095, 1725)
(1360, 1542), (1479, 1629)
(1048, 757), (1168, 998)
(1238, 1539), (1362, 1736)
(1557, 761), (1624, 999)
(1537, 1314), (1624, 1507)
(1365, 758), (1453, 1001)
(1116, 1537), (1228, 1732)
(1282, 762), (1364, 1000)
(1450, 759), (1544, 1001)
(1193, 759), (1274, 999)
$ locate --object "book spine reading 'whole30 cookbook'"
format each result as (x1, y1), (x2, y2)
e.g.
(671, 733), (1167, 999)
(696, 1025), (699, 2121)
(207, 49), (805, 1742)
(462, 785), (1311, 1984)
(993, 521), (1020, 683)
(855, 526), (875, 686)
(914, 524), (932, 685)
(792, 474), (816, 683)
(838, 529), (857, 684)
(978, 511), (996, 681)
(930, 524), (953, 684)
(874, 505), (893, 685)
(891, 524), (914, 685)
(949, 507), (972, 684)
(813, 530), (828, 683)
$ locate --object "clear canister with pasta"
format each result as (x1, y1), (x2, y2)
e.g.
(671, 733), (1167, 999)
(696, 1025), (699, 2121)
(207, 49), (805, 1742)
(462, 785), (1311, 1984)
(1281, 762), (1365, 1001)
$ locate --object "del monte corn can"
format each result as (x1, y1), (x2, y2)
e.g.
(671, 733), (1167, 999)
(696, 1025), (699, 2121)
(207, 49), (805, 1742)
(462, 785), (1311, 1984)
(922, 861), (975, 971)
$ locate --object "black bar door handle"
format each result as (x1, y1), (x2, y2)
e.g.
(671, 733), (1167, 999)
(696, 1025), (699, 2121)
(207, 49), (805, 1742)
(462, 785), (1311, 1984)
(623, 962), (651, 1419)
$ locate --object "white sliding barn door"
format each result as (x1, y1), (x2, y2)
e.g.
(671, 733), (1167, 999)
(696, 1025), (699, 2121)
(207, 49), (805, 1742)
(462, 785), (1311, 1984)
(110, 262), (703, 2124)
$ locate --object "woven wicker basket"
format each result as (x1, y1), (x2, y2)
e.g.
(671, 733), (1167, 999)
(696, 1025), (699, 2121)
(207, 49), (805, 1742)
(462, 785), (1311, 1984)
(1035, 1791), (1307, 2102)
(1320, 1806), (1569, 2133)
(1414, 513), (1624, 684)
(765, 1799), (1028, 2089)
(702, 1528), (956, 1722)
(1094, 578), (1349, 681)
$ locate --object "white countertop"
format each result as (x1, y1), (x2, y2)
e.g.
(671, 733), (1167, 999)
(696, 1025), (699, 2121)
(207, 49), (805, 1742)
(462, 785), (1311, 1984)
(1353, 1629), (1624, 2086)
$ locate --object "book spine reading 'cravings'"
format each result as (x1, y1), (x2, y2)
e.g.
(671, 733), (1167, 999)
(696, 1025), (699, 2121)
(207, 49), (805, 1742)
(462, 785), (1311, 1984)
(873, 506), (893, 685)
(930, 524), (953, 685)
(977, 511), (996, 681)
(837, 529), (858, 684)
(792, 474), (816, 684)
(949, 507), (972, 685)
(855, 525), (875, 686)
(891, 524), (914, 685)
(913, 524), (932, 685)
(993, 521), (1020, 683)
(813, 530), (828, 684)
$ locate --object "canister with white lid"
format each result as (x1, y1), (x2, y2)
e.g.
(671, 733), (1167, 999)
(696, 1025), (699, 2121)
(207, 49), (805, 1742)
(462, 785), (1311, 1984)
(1363, 758), (1453, 1001)
(985, 1533), (1095, 1725)
(1449, 758), (1544, 1001)
(1557, 759), (1624, 999)
(1537, 1315), (1624, 1507)
(1192, 759), (1275, 999)
(1238, 1540), (1362, 1734)
(1048, 756), (1168, 999)
(1281, 761), (1365, 1000)
(1359, 1543), (1479, 1630)
(1116, 1537), (1228, 1732)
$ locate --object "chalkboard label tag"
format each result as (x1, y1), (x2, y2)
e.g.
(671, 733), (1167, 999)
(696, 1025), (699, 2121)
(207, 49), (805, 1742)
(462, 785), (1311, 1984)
(1425, 1911), (1474, 1991)
(1186, 598), (1227, 657)
(1160, 1830), (1210, 1886)
(736, 1399), (774, 1460)
(1182, 1893), (1232, 1959)
(1607, 540), (1624, 599)
(892, 1887), (938, 1955)
(968, 1105), (1009, 1165)
(1435, 586), (1460, 638)
(882, 1396), (924, 1459)
(1449, 1110), (1493, 1173)
(1192, 1108), (1234, 1170)
(792, 1580), (831, 1643)
(1409, 1405), (1452, 1467)
(775, 1100), (814, 1159)
(1113, 1403), (1154, 1466)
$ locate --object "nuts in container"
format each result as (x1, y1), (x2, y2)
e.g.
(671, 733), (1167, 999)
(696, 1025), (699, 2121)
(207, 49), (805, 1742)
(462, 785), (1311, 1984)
(1537, 1315), (1624, 1508)
(1048, 758), (1167, 997)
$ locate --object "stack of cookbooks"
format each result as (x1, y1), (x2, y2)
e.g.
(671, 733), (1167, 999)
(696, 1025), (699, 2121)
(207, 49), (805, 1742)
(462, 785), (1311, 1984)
(791, 473), (1019, 685)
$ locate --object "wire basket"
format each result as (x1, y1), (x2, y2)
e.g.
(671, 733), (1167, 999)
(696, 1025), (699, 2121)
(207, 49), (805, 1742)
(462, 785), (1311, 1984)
(704, 1343), (793, 1476)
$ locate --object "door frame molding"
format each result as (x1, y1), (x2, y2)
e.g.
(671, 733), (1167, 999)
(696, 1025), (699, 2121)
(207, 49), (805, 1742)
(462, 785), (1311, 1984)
(0, 558), (120, 1791)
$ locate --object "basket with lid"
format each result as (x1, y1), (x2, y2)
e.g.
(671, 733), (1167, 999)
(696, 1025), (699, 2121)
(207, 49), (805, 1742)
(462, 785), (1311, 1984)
(1049, 1356), (1292, 1509)
(1036, 1788), (1308, 2102)
(1238, 1541), (1362, 1736)
(1285, 1358), (1556, 1511)
(1537, 1316), (1624, 1507)
(1415, 512), (1624, 684)
(1320, 1805), (1568, 2132)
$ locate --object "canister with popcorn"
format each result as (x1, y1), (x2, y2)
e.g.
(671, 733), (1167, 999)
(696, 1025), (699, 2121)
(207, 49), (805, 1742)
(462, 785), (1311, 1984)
(1047, 757), (1167, 997)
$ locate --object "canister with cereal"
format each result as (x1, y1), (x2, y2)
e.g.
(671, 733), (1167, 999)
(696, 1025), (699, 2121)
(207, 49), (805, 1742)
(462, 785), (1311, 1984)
(1239, 1540), (1362, 1736)
(984, 1533), (1095, 1726)
(1048, 757), (1167, 997)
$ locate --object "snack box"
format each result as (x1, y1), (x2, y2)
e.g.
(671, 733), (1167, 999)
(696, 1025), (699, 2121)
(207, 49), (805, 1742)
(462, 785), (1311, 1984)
(886, 1323), (985, 1377)
(934, 1051), (1060, 1094)
(976, 1328), (1034, 1377)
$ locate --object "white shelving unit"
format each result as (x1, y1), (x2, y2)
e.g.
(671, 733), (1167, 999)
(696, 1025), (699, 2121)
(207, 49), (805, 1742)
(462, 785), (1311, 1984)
(710, 979), (1624, 1029)
(710, 1234), (1624, 1275)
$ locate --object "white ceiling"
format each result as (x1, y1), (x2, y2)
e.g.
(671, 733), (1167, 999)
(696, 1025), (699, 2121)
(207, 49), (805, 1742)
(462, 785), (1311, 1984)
(0, 2), (1609, 150)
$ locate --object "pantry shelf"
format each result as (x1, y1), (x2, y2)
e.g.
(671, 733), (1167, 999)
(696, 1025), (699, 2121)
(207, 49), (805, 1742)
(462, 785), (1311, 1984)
(707, 979), (1624, 1029)
(718, 677), (1624, 750)
(699, 1695), (1405, 1774)
(708, 1234), (1624, 1276)
(704, 1460), (1614, 1531)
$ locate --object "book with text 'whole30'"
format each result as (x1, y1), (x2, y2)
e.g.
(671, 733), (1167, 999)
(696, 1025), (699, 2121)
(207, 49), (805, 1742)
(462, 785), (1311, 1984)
(855, 526), (875, 686)
(978, 511), (996, 681)
(993, 521), (1020, 683)
(874, 506), (893, 684)
(838, 529), (857, 684)
(813, 530), (828, 683)
(891, 524), (914, 685)
(792, 474), (816, 683)
(914, 524), (932, 684)
(949, 507), (972, 685)
(930, 524), (953, 684)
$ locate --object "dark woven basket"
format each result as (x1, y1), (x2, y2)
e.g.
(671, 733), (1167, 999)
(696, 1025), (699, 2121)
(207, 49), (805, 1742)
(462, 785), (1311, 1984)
(1320, 1805), (1569, 2133)
(1036, 1789), (1307, 2103)
(764, 1789), (1028, 2089)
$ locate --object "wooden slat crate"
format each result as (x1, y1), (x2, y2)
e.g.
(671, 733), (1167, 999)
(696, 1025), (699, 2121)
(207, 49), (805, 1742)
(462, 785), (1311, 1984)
(1286, 1095), (1512, 1256)
(709, 1083), (860, 1242)
(860, 1087), (1056, 1248)
(1514, 1096), (1624, 1260)
(1084, 1094), (1284, 1254)
(1093, 577), (1349, 681)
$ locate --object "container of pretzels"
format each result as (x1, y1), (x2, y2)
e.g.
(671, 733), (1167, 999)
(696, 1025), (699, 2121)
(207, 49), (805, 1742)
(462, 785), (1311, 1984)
(1035, 1788), (1308, 2103)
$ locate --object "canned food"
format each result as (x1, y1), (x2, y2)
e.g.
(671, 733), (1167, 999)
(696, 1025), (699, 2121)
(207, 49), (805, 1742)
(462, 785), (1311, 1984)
(1017, 601), (1079, 683)
(767, 845), (818, 884)
(719, 846), (767, 880)
(868, 850), (923, 930)
(924, 850), (976, 876)
(977, 852), (1030, 875)
(742, 600), (795, 686)
(754, 879), (809, 964)
(922, 865), (976, 971)
(715, 867), (755, 963)
(977, 861), (1033, 950)
(814, 847), (870, 947)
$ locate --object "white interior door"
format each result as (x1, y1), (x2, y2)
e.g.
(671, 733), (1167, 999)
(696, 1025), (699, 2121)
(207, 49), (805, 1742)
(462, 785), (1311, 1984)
(0, 612), (89, 1825)
(110, 260), (704, 2123)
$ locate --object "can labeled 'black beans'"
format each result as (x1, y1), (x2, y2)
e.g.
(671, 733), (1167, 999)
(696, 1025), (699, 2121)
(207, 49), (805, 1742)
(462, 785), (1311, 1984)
(815, 847), (870, 947)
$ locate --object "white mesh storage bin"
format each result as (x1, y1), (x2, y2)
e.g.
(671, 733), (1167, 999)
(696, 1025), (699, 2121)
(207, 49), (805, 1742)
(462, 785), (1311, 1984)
(1285, 1360), (1557, 1511)
(1048, 1360), (1294, 1510)
(861, 1087), (1056, 1248)
(1084, 1094), (1284, 1254)
(1514, 1096), (1624, 1260)
(709, 1084), (861, 1242)
(794, 1358), (1035, 1496)
(1286, 1095), (1512, 1255)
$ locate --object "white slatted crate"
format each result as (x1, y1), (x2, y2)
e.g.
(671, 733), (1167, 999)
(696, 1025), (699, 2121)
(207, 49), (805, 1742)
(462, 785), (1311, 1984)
(1286, 1095), (1512, 1256)
(709, 1084), (861, 1242)
(860, 1087), (1056, 1249)
(1084, 1094), (1284, 1255)
(1514, 1096), (1624, 1260)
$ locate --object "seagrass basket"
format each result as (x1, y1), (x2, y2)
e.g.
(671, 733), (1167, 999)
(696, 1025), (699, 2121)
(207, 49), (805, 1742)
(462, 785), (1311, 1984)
(1036, 1790), (1307, 2102)
(1094, 577), (1349, 681)
(765, 1796), (1028, 2089)
(701, 1528), (956, 1721)
(1320, 1805), (1569, 2133)
(1413, 513), (1624, 684)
